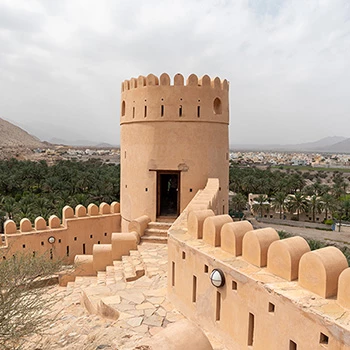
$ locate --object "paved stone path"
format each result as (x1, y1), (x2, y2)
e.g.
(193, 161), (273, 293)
(24, 243), (227, 350)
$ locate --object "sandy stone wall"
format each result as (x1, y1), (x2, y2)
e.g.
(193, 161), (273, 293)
(120, 73), (229, 230)
(1, 202), (121, 264)
(168, 180), (350, 350)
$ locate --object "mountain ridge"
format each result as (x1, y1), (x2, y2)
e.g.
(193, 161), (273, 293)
(230, 136), (350, 153)
(0, 118), (45, 148)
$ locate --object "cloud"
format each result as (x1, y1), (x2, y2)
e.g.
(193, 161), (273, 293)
(0, 0), (350, 145)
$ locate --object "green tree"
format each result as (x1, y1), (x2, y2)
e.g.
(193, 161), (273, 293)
(320, 193), (335, 221)
(252, 195), (269, 218)
(332, 201), (346, 232)
(271, 192), (287, 219)
(288, 192), (308, 221)
(308, 195), (323, 223)
(230, 193), (247, 215)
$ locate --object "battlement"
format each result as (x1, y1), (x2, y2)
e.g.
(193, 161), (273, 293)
(1, 202), (121, 264)
(120, 73), (229, 125)
(168, 179), (350, 349)
(121, 73), (229, 92)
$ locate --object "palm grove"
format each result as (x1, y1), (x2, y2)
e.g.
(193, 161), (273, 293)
(1, 159), (350, 229)
(0, 159), (120, 232)
(229, 164), (350, 226)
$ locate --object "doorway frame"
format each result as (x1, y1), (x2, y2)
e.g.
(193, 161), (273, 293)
(156, 170), (181, 218)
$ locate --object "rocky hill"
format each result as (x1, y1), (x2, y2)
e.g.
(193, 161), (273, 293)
(231, 136), (350, 153)
(0, 118), (45, 148)
(326, 138), (350, 153)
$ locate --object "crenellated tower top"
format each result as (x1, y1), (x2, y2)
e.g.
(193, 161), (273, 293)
(120, 73), (229, 125)
(121, 73), (229, 91)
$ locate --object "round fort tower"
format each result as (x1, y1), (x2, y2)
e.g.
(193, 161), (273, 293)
(120, 73), (229, 230)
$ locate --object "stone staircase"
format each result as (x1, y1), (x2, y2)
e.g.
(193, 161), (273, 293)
(65, 249), (146, 298)
(141, 221), (172, 244)
(96, 249), (145, 286)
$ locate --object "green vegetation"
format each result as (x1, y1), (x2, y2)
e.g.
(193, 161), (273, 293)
(229, 164), (350, 224)
(273, 165), (350, 173)
(0, 159), (120, 230)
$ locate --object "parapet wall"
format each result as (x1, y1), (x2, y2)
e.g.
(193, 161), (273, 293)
(120, 73), (229, 125)
(1, 202), (121, 264)
(168, 179), (350, 350)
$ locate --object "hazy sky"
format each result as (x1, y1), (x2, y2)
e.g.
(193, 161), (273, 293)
(1, 0), (350, 145)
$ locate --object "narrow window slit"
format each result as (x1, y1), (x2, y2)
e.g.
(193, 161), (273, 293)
(216, 291), (221, 321)
(232, 280), (237, 290)
(192, 275), (197, 303)
(248, 313), (255, 346)
(289, 340), (297, 350)
(320, 333), (329, 345)
(172, 261), (175, 286)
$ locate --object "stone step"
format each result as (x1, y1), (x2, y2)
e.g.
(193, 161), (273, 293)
(97, 271), (107, 286)
(141, 235), (168, 244)
(113, 260), (124, 282)
(156, 216), (176, 223)
(147, 221), (172, 230)
(122, 253), (145, 282)
(66, 249), (145, 292)
(105, 265), (116, 285)
(144, 228), (168, 237)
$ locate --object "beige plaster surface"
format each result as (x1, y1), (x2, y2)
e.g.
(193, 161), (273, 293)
(120, 73), (229, 229)
(168, 195), (350, 350)
(23, 243), (227, 350)
(1, 203), (121, 264)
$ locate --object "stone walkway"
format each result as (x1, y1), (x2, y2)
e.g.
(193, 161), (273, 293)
(24, 243), (227, 350)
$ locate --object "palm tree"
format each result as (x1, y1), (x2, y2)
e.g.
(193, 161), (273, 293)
(230, 193), (247, 213)
(320, 193), (335, 221)
(343, 199), (350, 220)
(271, 192), (287, 219)
(332, 174), (347, 199)
(2, 197), (16, 220)
(287, 174), (305, 194)
(332, 201), (346, 232)
(252, 195), (269, 218)
(288, 192), (308, 221)
(308, 195), (322, 223)
(332, 183), (346, 200)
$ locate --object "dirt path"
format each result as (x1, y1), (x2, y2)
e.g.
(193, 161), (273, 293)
(251, 218), (350, 247)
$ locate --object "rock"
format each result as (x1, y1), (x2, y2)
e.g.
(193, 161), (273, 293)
(136, 302), (154, 310)
(143, 314), (164, 327)
(127, 316), (144, 327)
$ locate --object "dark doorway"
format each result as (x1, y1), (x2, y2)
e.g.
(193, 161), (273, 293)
(157, 171), (180, 217)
